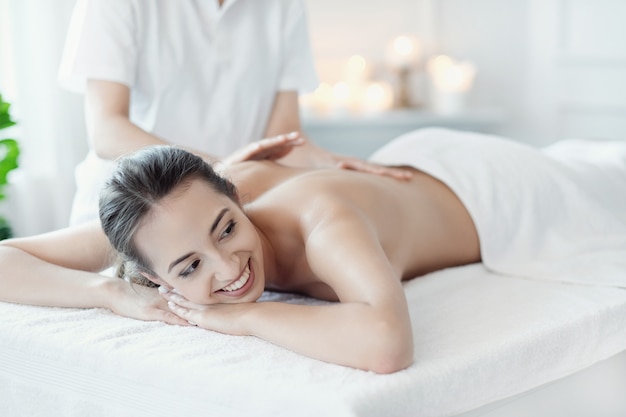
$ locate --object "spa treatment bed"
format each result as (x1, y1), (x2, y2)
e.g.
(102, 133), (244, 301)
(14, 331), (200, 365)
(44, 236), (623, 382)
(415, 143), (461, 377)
(1, 264), (626, 417)
(1, 128), (625, 416)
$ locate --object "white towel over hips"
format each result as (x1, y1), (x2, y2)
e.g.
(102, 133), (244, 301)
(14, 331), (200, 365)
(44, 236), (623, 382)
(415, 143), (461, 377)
(370, 128), (626, 287)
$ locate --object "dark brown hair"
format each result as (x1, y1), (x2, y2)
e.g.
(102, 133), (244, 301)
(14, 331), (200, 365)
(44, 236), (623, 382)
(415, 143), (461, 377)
(99, 146), (238, 285)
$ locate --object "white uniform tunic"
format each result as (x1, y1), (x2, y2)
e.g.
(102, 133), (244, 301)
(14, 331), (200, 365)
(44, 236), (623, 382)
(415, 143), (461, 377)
(59, 0), (319, 225)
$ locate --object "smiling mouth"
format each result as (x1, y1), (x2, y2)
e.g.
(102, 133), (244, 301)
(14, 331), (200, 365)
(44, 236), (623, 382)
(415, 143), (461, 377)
(217, 260), (251, 293)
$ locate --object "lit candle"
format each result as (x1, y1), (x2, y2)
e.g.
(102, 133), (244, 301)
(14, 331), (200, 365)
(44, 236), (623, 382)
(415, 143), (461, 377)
(342, 55), (370, 86)
(360, 81), (394, 114)
(310, 83), (334, 116)
(386, 35), (420, 69)
(330, 81), (355, 116)
(427, 55), (476, 115)
(427, 55), (476, 92)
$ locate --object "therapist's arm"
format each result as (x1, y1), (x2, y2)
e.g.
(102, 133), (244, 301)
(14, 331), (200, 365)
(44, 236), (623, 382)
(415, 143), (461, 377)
(263, 91), (315, 167)
(85, 79), (221, 163)
(265, 91), (412, 179)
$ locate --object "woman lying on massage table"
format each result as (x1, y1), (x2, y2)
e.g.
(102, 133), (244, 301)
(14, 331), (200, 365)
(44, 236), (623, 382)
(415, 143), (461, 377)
(0, 130), (478, 374)
(2, 128), (622, 374)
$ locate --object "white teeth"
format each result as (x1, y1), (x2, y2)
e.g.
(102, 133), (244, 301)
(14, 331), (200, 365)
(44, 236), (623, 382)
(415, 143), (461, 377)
(221, 263), (251, 292)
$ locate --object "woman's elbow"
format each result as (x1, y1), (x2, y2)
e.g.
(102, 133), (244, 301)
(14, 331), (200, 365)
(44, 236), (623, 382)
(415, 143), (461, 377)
(366, 321), (414, 374)
(368, 345), (414, 374)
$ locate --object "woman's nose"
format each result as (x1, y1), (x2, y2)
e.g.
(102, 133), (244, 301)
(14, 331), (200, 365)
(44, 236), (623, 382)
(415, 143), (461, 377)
(213, 254), (241, 283)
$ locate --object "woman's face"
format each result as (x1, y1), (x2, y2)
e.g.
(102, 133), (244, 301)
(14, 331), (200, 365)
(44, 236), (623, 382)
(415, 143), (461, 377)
(134, 178), (265, 305)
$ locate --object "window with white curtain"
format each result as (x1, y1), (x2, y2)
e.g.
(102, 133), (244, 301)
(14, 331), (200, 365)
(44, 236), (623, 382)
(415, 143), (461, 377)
(0, 0), (88, 237)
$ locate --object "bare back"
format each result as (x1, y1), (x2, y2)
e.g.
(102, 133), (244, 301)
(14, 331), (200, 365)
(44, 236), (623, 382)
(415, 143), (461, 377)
(224, 161), (481, 300)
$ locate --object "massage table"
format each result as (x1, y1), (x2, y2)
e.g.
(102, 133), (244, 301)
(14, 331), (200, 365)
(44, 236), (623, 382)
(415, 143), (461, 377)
(1, 263), (625, 416)
(2, 128), (625, 416)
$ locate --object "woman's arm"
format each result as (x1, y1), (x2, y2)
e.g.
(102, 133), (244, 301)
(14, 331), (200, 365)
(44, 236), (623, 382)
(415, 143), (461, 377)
(168, 299), (411, 373)
(255, 205), (414, 373)
(166, 201), (414, 373)
(0, 221), (188, 325)
(0, 221), (114, 307)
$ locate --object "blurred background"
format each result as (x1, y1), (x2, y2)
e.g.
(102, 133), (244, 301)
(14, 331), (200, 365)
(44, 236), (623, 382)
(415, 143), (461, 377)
(1, 0), (626, 237)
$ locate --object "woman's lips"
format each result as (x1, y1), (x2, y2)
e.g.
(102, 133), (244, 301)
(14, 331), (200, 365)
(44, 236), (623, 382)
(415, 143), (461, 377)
(216, 259), (255, 297)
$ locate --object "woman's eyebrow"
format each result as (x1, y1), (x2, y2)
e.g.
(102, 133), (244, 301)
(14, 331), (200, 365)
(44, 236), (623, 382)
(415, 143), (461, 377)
(211, 208), (229, 234)
(168, 253), (193, 273)
(167, 208), (230, 273)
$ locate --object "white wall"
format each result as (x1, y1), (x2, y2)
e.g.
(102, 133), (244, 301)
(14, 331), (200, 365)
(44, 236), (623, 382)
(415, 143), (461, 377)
(305, 0), (429, 60)
(305, 0), (434, 104)
(432, 0), (530, 140)
(526, 0), (626, 145)
(305, 0), (626, 144)
(305, 0), (530, 139)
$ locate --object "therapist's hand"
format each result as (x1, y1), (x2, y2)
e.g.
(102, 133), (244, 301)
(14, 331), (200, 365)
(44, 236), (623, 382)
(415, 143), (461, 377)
(222, 132), (306, 165)
(331, 153), (413, 180)
(285, 138), (414, 181)
(222, 130), (413, 181)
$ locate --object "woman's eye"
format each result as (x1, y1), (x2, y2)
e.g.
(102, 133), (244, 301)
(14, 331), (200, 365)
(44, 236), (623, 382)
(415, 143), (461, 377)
(220, 220), (237, 240)
(180, 259), (200, 277)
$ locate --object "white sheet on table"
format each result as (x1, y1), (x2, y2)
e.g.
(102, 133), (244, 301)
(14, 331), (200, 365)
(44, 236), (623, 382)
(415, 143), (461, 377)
(2, 264), (626, 417)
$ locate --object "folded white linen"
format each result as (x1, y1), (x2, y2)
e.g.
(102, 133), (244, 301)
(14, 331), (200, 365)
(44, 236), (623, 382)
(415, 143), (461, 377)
(1, 265), (626, 417)
(370, 128), (626, 287)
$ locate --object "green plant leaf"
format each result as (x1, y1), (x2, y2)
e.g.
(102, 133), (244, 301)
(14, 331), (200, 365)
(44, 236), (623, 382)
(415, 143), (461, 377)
(0, 92), (19, 234)
(0, 138), (20, 201)
(0, 215), (13, 240)
(0, 95), (17, 131)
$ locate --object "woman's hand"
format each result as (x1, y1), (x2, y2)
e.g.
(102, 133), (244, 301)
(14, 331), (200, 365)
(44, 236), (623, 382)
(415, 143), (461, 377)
(107, 280), (191, 326)
(222, 132), (306, 165)
(160, 287), (250, 335)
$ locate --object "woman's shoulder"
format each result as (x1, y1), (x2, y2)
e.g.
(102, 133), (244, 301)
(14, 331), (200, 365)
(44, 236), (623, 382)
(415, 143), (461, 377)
(252, 168), (382, 222)
(221, 160), (311, 204)
(230, 161), (405, 214)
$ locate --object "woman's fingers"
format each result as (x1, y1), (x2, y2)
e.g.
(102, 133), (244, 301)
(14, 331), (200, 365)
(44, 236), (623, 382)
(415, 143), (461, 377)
(167, 301), (198, 326)
(159, 287), (208, 310)
(154, 307), (194, 326)
(170, 294), (208, 310)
